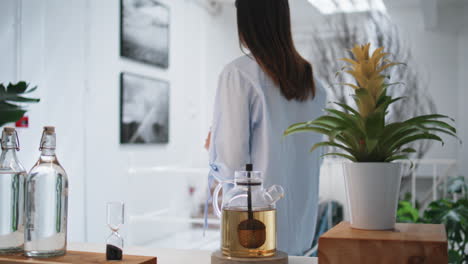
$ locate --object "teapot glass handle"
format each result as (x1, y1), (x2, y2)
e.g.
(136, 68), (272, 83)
(212, 180), (233, 218)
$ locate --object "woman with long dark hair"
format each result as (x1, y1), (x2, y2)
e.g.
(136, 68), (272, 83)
(207, 0), (326, 255)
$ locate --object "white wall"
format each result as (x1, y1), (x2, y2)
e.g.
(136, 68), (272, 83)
(388, 6), (460, 162)
(0, 0), (87, 242)
(84, 0), (226, 242)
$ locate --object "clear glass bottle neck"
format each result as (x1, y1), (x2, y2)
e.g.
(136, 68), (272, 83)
(40, 132), (56, 156)
(0, 133), (21, 168)
(0, 148), (19, 164)
(1, 132), (19, 150)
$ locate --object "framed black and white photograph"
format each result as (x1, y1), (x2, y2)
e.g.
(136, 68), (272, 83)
(120, 72), (170, 144)
(120, 0), (170, 68)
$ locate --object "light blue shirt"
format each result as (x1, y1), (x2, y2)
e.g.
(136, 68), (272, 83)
(209, 55), (326, 256)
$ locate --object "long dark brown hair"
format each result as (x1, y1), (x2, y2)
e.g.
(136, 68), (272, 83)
(236, 0), (315, 101)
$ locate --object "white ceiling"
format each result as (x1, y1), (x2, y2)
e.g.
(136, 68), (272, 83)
(209, 0), (468, 33)
(383, 0), (421, 9)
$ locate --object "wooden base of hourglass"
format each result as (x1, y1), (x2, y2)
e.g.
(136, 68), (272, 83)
(211, 250), (288, 264)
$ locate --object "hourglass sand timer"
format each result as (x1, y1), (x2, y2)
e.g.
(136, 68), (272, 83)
(106, 202), (124, 260)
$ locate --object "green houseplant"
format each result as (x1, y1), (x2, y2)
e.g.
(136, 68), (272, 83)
(0, 81), (40, 127)
(285, 44), (459, 230)
(396, 177), (468, 263)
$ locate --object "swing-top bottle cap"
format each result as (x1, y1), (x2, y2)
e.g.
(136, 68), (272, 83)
(3, 127), (15, 134)
(43, 126), (55, 134)
(1, 127), (19, 150)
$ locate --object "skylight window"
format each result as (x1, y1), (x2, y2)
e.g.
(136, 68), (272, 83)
(307, 0), (386, 14)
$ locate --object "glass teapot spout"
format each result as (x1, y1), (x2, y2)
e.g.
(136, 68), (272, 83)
(263, 185), (285, 205)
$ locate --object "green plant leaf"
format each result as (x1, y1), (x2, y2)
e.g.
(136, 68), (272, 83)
(6, 81), (28, 94)
(397, 201), (419, 223)
(381, 127), (423, 149)
(447, 177), (467, 195)
(324, 108), (365, 136)
(0, 94), (40, 103)
(23, 85), (38, 94)
(284, 126), (331, 137)
(0, 109), (26, 127)
(379, 122), (405, 140)
(0, 81), (40, 126)
(310, 141), (354, 155)
(423, 199), (468, 230)
(339, 129), (360, 149)
(389, 133), (443, 154)
(417, 126), (460, 141)
(404, 114), (454, 124)
(328, 127), (347, 142)
(333, 102), (361, 116)
(400, 148), (417, 153)
(448, 249), (462, 264)
(365, 111), (385, 137)
(366, 138), (379, 154)
(0, 102), (22, 110)
(416, 120), (457, 134)
(376, 96), (406, 113)
(308, 116), (346, 129)
(285, 121), (310, 131)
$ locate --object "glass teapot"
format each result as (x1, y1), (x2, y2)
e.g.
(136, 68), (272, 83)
(212, 164), (284, 258)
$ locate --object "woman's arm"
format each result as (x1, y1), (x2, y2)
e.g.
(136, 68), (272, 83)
(208, 66), (256, 181)
(204, 131), (211, 150)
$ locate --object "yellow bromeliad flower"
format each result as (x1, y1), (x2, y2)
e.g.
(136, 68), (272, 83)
(341, 43), (401, 118)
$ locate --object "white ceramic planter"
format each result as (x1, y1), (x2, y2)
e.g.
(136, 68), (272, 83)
(343, 162), (402, 230)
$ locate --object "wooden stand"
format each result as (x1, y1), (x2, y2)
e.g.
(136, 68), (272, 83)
(318, 221), (447, 264)
(0, 250), (157, 264)
(211, 250), (288, 264)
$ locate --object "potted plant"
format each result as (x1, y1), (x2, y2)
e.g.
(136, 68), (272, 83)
(0, 81), (40, 127)
(284, 44), (459, 230)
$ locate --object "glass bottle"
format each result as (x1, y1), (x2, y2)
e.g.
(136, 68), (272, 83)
(25, 126), (68, 257)
(212, 165), (284, 258)
(0, 127), (26, 254)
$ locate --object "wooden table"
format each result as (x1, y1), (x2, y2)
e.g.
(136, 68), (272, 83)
(68, 243), (318, 264)
(318, 221), (448, 264)
(0, 243), (318, 263)
(0, 251), (156, 264)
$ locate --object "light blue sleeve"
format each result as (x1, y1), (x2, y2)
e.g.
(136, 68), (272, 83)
(208, 66), (256, 181)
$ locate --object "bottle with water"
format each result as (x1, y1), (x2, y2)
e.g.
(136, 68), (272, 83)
(0, 127), (26, 254)
(25, 126), (68, 257)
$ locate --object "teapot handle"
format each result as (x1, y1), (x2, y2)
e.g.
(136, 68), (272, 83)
(212, 180), (233, 218)
(212, 183), (223, 218)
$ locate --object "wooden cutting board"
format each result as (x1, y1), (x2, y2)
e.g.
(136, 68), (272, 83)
(0, 250), (157, 264)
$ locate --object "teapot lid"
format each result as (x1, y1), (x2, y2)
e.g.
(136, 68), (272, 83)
(235, 170), (262, 186)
